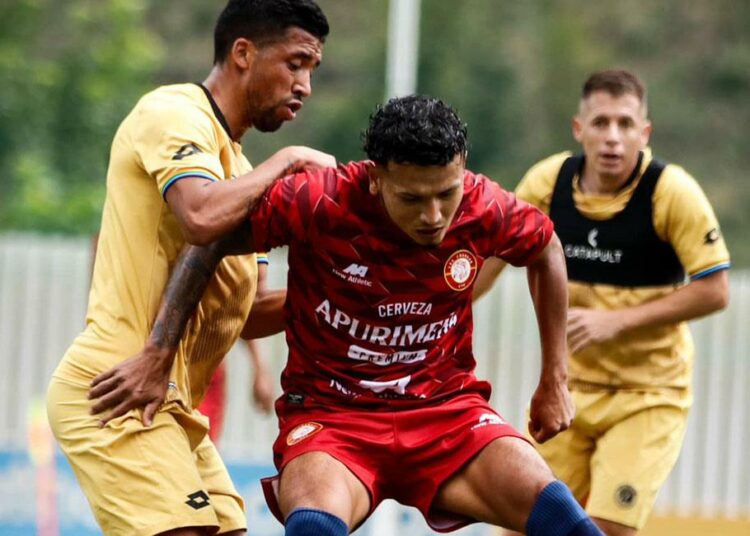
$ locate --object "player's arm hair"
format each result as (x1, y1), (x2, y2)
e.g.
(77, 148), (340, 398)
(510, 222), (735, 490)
(149, 221), (255, 350)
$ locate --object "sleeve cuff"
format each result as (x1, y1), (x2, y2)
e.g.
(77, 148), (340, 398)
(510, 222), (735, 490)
(161, 171), (219, 199)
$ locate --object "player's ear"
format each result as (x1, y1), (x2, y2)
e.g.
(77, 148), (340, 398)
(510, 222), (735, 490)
(231, 38), (257, 70)
(368, 165), (382, 195)
(572, 115), (583, 143)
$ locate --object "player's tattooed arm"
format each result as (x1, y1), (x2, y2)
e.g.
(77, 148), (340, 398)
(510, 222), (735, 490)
(88, 222), (254, 426)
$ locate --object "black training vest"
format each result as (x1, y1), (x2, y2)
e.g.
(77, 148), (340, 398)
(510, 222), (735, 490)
(549, 155), (685, 287)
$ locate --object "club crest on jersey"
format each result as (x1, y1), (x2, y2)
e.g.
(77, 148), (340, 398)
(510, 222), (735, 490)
(444, 249), (478, 291)
(286, 422), (323, 446)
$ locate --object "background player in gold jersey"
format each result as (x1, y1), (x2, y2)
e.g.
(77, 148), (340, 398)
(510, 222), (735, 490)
(46, 1), (331, 535)
(481, 69), (730, 535)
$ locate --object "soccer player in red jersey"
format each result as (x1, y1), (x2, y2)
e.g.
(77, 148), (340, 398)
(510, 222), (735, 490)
(91, 96), (604, 536)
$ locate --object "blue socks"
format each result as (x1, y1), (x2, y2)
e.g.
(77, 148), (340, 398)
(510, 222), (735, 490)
(526, 480), (603, 536)
(285, 508), (348, 536)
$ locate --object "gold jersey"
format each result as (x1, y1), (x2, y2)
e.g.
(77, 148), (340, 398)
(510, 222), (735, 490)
(516, 149), (730, 389)
(54, 83), (258, 408)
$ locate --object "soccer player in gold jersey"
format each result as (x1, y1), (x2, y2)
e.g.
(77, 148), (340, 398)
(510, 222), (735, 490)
(480, 69), (730, 536)
(46, 1), (332, 535)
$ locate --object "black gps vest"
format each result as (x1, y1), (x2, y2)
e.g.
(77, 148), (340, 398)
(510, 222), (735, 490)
(549, 155), (685, 287)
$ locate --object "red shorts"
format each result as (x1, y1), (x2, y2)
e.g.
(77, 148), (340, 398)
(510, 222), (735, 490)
(261, 393), (526, 532)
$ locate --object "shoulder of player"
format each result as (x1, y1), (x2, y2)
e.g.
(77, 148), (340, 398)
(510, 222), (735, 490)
(133, 84), (217, 132)
(279, 160), (367, 201)
(521, 152), (571, 189)
(652, 160), (708, 204)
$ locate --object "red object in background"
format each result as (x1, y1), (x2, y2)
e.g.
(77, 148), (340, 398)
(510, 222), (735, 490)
(198, 362), (227, 444)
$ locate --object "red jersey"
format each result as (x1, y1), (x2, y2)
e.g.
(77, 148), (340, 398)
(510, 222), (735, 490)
(249, 161), (553, 411)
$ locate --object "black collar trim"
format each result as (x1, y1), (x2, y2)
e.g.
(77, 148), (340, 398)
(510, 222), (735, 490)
(195, 83), (234, 140)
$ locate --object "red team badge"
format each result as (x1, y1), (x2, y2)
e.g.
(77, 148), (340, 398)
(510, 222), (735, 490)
(286, 422), (323, 445)
(443, 250), (478, 291)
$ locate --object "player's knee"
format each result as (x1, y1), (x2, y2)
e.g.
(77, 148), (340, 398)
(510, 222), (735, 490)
(285, 508), (348, 536)
(526, 480), (603, 536)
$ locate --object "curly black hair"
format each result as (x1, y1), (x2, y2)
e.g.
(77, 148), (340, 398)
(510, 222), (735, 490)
(362, 95), (468, 166)
(214, 0), (329, 64)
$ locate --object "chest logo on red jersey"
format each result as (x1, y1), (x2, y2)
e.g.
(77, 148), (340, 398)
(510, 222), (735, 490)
(286, 422), (323, 446)
(444, 250), (478, 291)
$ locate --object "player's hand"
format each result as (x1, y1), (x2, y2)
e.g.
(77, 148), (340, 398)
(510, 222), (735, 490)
(528, 376), (574, 444)
(88, 345), (174, 427)
(567, 307), (623, 353)
(276, 146), (336, 175)
(251, 366), (275, 414)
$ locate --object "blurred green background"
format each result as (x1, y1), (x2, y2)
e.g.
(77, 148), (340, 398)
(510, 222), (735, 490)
(1, 0), (748, 264)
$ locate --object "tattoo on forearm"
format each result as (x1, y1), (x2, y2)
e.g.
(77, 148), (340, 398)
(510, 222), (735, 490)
(151, 244), (222, 349)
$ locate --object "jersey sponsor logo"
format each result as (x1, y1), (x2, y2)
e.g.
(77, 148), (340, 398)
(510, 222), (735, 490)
(471, 412), (505, 430)
(444, 250), (478, 291)
(315, 299), (458, 347)
(587, 228), (599, 248)
(358, 375), (411, 395)
(185, 490), (211, 510)
(614, 484), (637, 508)
(332, 263), (372, 287)
(377, 301), (433, 318)
(347, 344), (427, 366)
(564, 229), (623, 264)
(330, 379), (360, 398)
(286, 422), (323, 445)
(172, 143), (202, 160)
(704, 228), (721, 244)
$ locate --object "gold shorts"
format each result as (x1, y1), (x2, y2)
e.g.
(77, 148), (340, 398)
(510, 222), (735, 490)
(47, 377), (245, 536)
(532, 387), (690, 530)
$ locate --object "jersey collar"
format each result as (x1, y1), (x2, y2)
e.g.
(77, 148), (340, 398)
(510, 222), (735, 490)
(195, 83), (234, 141)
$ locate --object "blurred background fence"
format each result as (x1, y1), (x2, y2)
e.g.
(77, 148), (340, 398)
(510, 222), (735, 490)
(1, 232), (749, 534)
(2, 1), (750, 534)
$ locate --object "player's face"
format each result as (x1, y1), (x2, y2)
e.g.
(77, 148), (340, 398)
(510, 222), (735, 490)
(244, 27), (323, 132)
(573, 90), (652, 184)
(370, 155), (465, 247)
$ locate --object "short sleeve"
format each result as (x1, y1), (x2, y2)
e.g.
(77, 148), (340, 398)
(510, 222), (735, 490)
(482, 179), (555, 266)
(249, 167), (338, 252)
(652, 165), (730, 279)
(132, 97), (225, 198)
(515, 152), (570, 213)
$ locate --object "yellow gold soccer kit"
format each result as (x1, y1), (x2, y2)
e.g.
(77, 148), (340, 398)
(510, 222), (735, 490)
(47, 84), (257, 535)
(517, 149), (730, 529)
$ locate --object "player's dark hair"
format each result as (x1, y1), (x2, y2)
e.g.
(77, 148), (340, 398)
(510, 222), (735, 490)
(214, 0), (329, 64)
(583, 69), (646, 104)
(363, 95), (468, 166)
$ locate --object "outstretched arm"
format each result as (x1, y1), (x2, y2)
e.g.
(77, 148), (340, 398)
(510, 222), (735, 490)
(88, 223), (253, 426)
(524, 234), (574, 444)
(167, 146), (334, 245)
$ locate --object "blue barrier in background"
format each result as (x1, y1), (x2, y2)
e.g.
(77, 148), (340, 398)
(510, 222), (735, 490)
(0, 450), (487, 535)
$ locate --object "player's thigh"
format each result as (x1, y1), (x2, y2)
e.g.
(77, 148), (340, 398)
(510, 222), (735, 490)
(193, 435), (246, 534)
(47, 378), (221, 536)
(588, 396), (689, 530)
(278, 450), (371, 529)
(433, 435), (554, 532)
